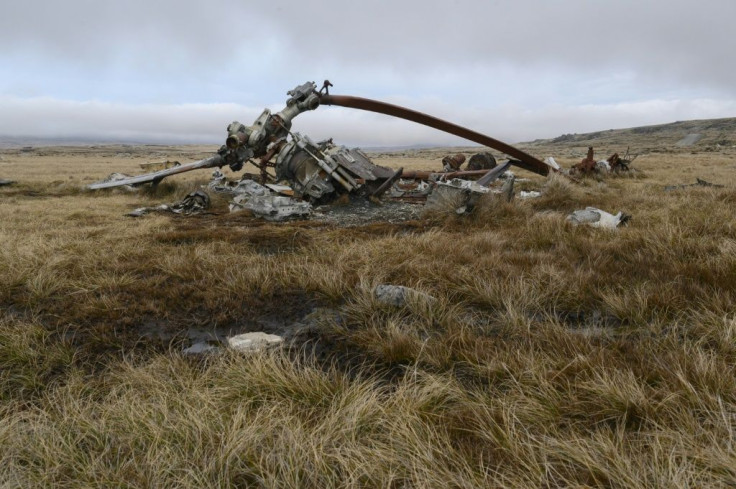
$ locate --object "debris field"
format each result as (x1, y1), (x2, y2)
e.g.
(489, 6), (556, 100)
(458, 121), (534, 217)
(1, 86), (735, 488)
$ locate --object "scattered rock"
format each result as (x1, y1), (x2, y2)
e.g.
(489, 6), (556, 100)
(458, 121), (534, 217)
(567, 207), (631, 229)
(0, 179), (15, 187)
(374, 284), (436, 308)
(227, 332), (284, 352)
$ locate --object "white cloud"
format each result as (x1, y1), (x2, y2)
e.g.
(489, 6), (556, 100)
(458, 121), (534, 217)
(1, 0), (735, 144)
(2, 95), (734, 147)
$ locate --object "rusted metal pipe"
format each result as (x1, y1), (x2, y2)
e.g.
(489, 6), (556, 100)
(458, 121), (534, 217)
(319, 94), (551, 176)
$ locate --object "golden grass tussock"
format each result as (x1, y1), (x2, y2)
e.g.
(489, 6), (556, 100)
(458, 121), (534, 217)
(1, 145), (735, 486)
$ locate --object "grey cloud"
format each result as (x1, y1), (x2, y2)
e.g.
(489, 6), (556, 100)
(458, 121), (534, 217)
(1, 0), (735, 145)
(2, 0), (735, 93)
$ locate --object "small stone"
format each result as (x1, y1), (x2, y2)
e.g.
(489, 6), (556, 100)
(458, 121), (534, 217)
(227, 332), (283, 352)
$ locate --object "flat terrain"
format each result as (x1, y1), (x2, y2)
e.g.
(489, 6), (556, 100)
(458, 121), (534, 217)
(1, 131), (735, 487)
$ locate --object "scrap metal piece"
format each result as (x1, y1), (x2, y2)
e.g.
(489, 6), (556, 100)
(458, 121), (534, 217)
(230, 194), (312, 221)
(88, 155), (224, 189)
(427, 174), (514, 214)
(274, 133), (339, 199)
(265, 183), (295, 196)
(476, 160), (512, 187)
(567, 207), (631, 229)
(571, 147), (597, 175)
(126, 190), (211, 217)
(231, 179), (272, 198)
(401, 169), (492, 180)
(371, 167), (403, 199)
(442, 153), (466, 171)
(330, 147), (395, 181)
(500, 176), (515, 203)
(170, 190), (210, 215)
(544, 157), (562, 171)
(319, 94), (554, 176)
(467, 152), (497, 171)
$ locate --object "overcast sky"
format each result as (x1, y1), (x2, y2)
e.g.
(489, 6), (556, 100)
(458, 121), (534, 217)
(1, 0), (735, 147)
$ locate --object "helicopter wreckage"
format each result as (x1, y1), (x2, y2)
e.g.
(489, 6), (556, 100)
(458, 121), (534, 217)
(89, 81), (562, 220)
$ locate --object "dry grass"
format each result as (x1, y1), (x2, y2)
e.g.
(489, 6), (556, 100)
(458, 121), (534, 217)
(1, 144), (735, 487)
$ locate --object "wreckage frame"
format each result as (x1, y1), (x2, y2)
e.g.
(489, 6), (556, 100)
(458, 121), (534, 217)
(89, 80), (638, 221)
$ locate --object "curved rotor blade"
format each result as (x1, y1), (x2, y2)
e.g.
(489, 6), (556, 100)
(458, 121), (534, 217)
(319, 94), (551, 176)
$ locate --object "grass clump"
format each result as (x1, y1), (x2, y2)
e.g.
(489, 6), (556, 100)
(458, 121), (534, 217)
(1, 146), (735, 486)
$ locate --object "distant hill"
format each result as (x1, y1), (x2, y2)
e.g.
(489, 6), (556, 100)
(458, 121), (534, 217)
(523, 117), (736, 152)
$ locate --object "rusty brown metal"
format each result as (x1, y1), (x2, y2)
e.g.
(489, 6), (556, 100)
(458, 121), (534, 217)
(607, 152), (622, 171)
(319, 94), (552, 176)
(467, 152), (497, 171)
(572, 146), (597, 174)
(226, 132), (248, 149)
(442, 153), (466, 171)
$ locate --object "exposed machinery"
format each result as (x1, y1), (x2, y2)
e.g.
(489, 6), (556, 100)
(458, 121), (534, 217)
(89, 81), (557, 201)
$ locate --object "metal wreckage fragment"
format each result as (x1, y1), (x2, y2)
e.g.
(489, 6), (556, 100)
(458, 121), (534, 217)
(89, 81), (560, 219)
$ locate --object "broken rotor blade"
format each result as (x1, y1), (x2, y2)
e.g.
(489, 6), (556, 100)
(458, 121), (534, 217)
(319, 94), (553, 176)
(87, 155), (224, 189)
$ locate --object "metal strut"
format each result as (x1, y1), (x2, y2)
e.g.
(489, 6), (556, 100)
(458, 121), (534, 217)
(318, 94), (552, 177)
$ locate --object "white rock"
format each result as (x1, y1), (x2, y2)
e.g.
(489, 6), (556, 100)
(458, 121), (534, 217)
(227, 332), (283, 352)
(519, 190), (541, 199)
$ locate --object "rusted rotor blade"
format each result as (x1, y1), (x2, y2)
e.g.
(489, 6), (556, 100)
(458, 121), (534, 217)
(319, 95), (551, 176)
(87, 155), (224, 189)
